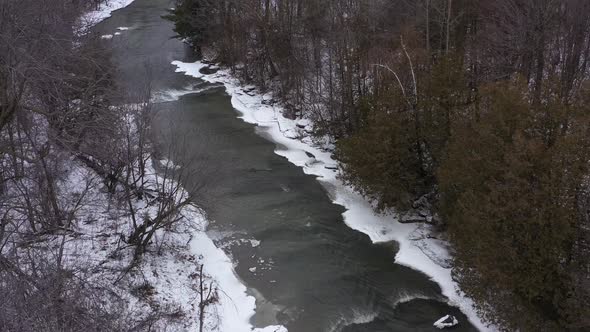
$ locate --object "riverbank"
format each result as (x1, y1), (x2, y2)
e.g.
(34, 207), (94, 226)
(171, 60), (493, 332)
(73, 1), (288, 331)
(79, 0), (136, 30)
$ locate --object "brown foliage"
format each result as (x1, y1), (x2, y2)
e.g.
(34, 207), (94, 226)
(439, 80), (590, 330)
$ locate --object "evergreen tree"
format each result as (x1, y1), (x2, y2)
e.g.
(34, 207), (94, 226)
(164, 0), (215, 58)
(438, 79), (590, 330)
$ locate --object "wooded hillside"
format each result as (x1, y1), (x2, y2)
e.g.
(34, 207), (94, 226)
(167, 0), (590, 330)
(0, 1), (216, 330)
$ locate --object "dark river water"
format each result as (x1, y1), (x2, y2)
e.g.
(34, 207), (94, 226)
(95, 1), (479, 331)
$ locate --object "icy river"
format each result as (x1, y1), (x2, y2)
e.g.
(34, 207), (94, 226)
(95, 0), (480, 331)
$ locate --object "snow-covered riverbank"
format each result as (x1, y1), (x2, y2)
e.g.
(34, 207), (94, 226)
(76, 2), (286, 331)
(42, 153), (285, 332)
(79, 0), (136, 30)
(171, 60), (494, 332)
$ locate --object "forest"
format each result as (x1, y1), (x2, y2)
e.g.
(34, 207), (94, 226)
(0, 0), (220, 330)
(166, 0), (590, 330)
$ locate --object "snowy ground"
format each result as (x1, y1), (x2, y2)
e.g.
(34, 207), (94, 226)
(172, 60), (495, 332)
(9, 120), (285, 331)
(77, 0), (136, 32)
(43, 155), (285, 332)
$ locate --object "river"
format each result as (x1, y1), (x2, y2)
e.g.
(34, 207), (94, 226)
(95, 0), (479, 331)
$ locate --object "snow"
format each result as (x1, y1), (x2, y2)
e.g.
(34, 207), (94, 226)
(159, 158), (181, 170)
(434, 315), (459, 329)
(254, 326), (287, 332)
(172, 60), (496, 332)
(186, 213), (260, 332)
(1, 151), (209, 330)
(78, 0), (135, 31)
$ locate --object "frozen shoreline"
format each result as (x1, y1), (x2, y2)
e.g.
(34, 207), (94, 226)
(78, 0), (136, 31)
(172, 60), (495, 332)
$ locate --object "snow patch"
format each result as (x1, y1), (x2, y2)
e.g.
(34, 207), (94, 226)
(159, 158), (181, 170)
(253, 326), (288, 332)
(186, 218), (262, 332)
(78, 0), (135, 31)
(434, 315), (459, 329)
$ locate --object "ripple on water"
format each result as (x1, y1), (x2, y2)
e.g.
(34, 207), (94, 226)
(327, 308), (379, 332)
